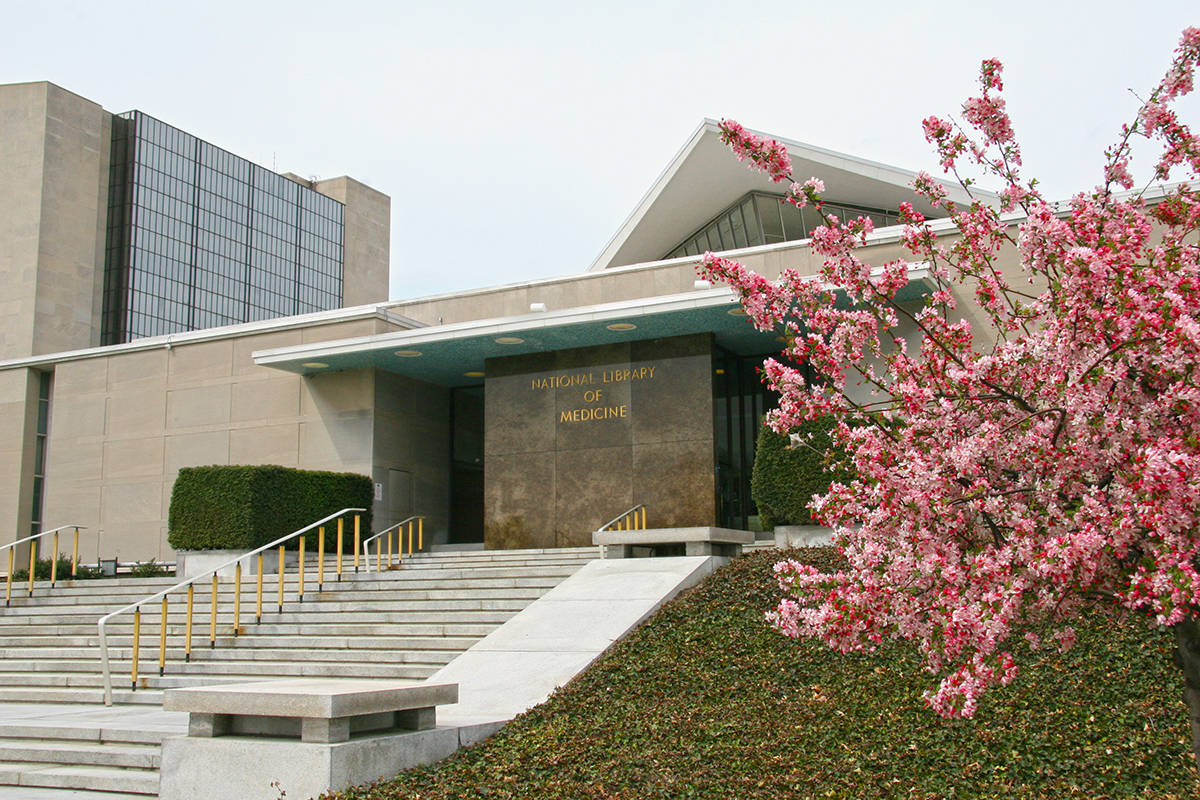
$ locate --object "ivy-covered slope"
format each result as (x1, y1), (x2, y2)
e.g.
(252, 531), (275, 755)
(325, 549), (1199, 799)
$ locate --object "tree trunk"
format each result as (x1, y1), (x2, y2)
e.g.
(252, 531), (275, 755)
(1172, 614), (1200, 775)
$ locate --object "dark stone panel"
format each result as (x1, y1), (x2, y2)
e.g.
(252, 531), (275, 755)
(631, 334), (714, 445)
(554, 446), (633, 548)
(484, 451), (556, 549)
(554, 344), (633, 453)
(632, 439), (716, 528)
(484, 352), (556, 457)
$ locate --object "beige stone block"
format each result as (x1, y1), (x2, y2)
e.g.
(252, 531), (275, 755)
(233, 330), (303, 374)
(101, 481), (163, 524)
(108, 349), (168, 390)
(231, 377), (301, 422)
(167, 339), (233, 383)
(102, 521), (167, 563)
(0, 369), (31, 404)
(229, 425), (300, 466)
(302, 370), (374, 416)
(301, 320), (377, 344)
(106, 390), (166, 435)
(103, 437), (165, 479)
(300, 418), (373, 467)
(167, 384), (232, 429)
(165, 431), (230, 472)
(54, 358), (108, 395)
(43, 483), (102, 530)
(53, 397), (107, 439)
(46, 439), (102, 481)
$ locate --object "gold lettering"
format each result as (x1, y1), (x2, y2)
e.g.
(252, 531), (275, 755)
(648, 367), (656, 378)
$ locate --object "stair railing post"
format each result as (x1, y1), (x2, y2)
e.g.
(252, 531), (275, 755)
(277, 545), (285, 614)
(318, 526), (325, 592)
(50, 531), (59, 587)
(71, 527), (80, 578)
(387, 528), (393, 568)
(209, 574), (218, 649)
(131, 607), (140, 691)
(5, 550), (12, 606)
(375, 536), (382, 572)
(298, 536), (305, 603)
(233, 562), (242, 635)
(255, 554), (264, 624)
(184, 584), (194, 662)
(159, 595), (168, 676)
(27, 539), (36, 595)
(336, 518), (344, 582)
(353, 515), (361, 574)
(418, 517), (423, 552)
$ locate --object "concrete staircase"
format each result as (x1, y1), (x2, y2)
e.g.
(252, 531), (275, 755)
(0, 546), (599, 797)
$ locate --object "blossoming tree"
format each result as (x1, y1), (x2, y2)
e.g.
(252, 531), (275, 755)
(699, 29), (1200, 768)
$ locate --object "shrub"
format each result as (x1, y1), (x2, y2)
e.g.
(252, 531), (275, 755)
(129, 559), (170, 578)
(10, 553), (101, 581)
(751, 416), (851, 527)
(167, 465), (373, 551)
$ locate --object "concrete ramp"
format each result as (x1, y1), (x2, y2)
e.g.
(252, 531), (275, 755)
(430, 556), (719, 734)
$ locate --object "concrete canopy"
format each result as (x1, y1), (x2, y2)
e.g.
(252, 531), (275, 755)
(588, 119), (989, 273)
(252, 269), (935, 388)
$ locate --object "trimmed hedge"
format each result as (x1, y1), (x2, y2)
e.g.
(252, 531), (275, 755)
(751, 416), (851, 527)
(167, 465), (373, 551)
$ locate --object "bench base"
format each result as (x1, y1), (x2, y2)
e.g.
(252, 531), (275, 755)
(159, 726), (460, 800)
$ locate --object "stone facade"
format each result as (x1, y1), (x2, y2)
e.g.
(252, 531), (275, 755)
(483, 334), (715, 549)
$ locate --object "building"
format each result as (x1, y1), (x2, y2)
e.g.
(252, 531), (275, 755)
(0, 83), (979, 563)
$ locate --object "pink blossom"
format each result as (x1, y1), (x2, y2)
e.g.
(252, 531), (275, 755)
(702, 31), (1200, 722)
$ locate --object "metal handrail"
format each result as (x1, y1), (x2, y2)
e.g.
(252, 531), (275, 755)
(596, 504), (647, 533)
(360, 516), (425, 570)
(96, 508), (364, 706)
(3, 525), (89, 605)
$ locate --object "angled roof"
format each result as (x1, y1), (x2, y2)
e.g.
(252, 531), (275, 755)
(588, 119), (988, 272)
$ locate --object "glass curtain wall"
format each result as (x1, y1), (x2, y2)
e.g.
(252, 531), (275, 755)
(713, 348), (795, 531)
(103, 112), (345, 344)
(665, 192), (903, 260)
(450, 385), (485, 543)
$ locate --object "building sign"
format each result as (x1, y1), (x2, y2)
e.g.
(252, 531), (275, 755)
(531, 367), (659, 424)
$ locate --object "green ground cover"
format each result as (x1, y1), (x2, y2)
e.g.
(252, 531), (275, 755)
(325, 549), (1200, 799)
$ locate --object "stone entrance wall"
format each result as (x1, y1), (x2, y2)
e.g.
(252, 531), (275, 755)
(483, 334), (715, 549)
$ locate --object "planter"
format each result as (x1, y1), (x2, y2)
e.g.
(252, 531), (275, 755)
(773, 525), (834, 549)
(176, 549), (298, 579)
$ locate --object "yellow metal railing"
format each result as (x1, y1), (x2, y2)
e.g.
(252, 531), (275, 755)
(96, 508), (365, 706)
(360, 516), (425, 571)
(597, 504), (648, 533)
(2, 525), (89, 606)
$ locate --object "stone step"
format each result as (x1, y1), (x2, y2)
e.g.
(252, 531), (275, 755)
(2, 569), (582, 603)
(0, 633), (481, 651)
(0, 761), (158, 795)
(0, 738), (160, 769)
(0, 621), (499, 638)
(0, 605), (525, 626)
(0, 688), (164, 706)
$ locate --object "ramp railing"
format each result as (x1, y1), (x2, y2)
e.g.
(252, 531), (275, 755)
(96, 508), (364, 706)
(2, 525), (89, 605)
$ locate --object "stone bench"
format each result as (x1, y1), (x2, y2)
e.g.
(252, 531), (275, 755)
(160, 679), (460, 800)
(593, 526), (754, 559)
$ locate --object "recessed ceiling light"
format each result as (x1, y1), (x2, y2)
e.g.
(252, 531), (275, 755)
(395, 350), (422, 357)
(727, 308), (748, 316)
(715, 369), (726, 375)
(606, 323), (637, 331)
(301, 362), (328, 369)
(495, 336), (524, 345)
(463, 371), (485, 378)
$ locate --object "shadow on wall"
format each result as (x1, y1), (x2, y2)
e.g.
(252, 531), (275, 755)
(485, 515), (528, 550)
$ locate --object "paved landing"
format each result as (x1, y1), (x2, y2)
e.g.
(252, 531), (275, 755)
(431, 556), (720, 730)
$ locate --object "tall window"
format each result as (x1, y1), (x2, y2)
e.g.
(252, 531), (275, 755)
(30, 371), (50, 538)
(103, 112), (345, 344)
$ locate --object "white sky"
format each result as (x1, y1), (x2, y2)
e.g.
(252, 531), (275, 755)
(4, 1), (1197, 300)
